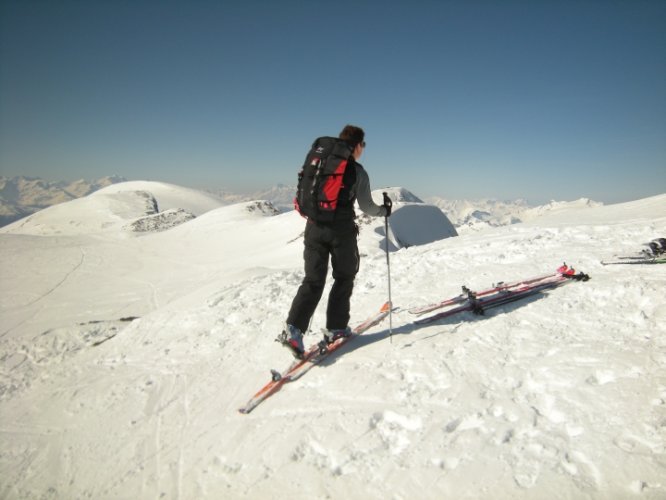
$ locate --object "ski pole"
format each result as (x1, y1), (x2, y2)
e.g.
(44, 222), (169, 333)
(382, 192), (393, 341)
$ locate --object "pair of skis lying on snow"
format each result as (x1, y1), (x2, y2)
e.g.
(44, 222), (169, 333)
(601, 237), (666, 265)
(238, 264), (590, 414)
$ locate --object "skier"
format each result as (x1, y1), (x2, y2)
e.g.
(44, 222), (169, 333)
(282, 125), (392, 358)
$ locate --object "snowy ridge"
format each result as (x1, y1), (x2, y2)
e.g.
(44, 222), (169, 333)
(0, 181), (227, 237)
(94, 180), (225, 216)
(0, 185), (665, 499)
(427, 196), (605, 233)
(1, 175), (612, 235)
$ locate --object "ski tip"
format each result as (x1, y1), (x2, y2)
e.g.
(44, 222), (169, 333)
(381, 301), (392, 313)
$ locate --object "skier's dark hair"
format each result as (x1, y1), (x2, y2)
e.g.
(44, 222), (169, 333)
(339, 125), (365, 149)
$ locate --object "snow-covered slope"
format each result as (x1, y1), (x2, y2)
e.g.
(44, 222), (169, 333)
(1, 181), (226, 236)
(1, 188), (665, 500)
(428, 196), (605, 233)
(95, 180), (225, 216)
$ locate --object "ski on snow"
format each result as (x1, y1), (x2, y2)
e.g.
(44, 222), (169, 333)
(601, 257), (666, 266)
(239, 266), (590, 413)
(601, 238), (666, 265)
(413, 265), (590, 325)
(408, 265), (572, 316)
(238, 301), (391, 414)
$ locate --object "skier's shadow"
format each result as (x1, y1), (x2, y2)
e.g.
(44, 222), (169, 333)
(314, 292), (548, 367)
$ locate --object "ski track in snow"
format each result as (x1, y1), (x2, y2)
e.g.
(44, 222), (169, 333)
(0, 189), (665, 499)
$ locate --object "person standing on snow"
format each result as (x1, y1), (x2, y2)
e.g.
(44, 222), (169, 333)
(279, 125), (392, 358)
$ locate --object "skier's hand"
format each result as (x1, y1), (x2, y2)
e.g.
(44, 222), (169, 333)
(382, 192), (392, 217)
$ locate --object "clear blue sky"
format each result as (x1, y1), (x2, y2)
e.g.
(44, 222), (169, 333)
(1, 0), (664, 204)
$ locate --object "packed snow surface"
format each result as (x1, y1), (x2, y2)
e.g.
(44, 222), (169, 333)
(1, 184), (665, 500)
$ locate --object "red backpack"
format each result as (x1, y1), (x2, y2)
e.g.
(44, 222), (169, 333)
(294, 137), (353, 222)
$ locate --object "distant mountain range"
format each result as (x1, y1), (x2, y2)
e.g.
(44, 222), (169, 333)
(207, 184), (603, 233)
(426, 197), (603, 232)
(0, 175), (127, 226)
(0, 175), (603, 230)
(205, 184), (296, 211)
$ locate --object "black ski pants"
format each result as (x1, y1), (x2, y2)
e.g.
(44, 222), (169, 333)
(287, 220), (359, 333)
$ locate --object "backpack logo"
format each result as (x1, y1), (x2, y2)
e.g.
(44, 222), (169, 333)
(294, 137), (353, 222)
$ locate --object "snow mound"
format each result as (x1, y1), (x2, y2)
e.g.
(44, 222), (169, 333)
(94, 180), (224, 216)
(359, 188), (457, 249)
(0, 190), (160, 236)
(174, 200), (280, 231)
(389, 204), (458, 248)
(2, 181), (226, 236)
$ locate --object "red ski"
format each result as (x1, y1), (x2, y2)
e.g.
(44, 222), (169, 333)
(408, 264), (573, 315)
(415, 267), (589, 325)
(239, 302), (391, 414)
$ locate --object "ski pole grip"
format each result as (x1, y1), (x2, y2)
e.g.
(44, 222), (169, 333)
(382, 192), (392, 217)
